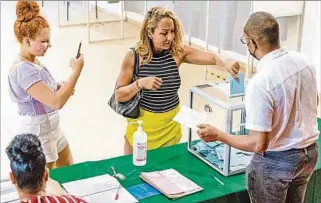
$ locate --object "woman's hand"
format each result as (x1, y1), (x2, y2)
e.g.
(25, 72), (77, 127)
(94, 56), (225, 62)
(138, 77), (162, 90)
(225, 59), (241, 80)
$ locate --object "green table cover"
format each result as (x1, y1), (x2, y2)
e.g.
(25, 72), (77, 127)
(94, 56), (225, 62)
(51, 120), (321, 203)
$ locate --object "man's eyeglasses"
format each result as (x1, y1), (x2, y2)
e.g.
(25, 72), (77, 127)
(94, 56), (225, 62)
(240, 36), (250, 44)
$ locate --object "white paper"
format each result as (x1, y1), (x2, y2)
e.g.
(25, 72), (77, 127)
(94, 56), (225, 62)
(62, 174), (119, 197)
(174, 106), (207, 130)
(63, 174), (138, 203)
(1, 179), (19, 203)
(82, 187), (138, 203)
(62, 174), (137, 203)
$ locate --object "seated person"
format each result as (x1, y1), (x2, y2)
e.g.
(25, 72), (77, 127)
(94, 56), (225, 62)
(5, 133), (87, 203)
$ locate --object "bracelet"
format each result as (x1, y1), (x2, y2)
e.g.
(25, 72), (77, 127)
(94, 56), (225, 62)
(136, 79), (142, 89)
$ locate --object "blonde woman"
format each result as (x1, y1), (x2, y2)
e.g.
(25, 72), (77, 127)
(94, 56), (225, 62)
(115, 7), (241, 154)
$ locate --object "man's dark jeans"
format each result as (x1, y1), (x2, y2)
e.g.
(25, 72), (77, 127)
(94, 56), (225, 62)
(247, 143), (318, 203)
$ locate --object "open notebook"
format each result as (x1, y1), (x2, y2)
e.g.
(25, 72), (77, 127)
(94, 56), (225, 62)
(62, 174), (138, 203)
(140, 169), (203, 199)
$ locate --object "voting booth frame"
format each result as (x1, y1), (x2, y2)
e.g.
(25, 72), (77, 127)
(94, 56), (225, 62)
(188, 83), (248, 177)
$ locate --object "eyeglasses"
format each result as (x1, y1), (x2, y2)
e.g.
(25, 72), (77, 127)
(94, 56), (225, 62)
(240, 36), (250, 44)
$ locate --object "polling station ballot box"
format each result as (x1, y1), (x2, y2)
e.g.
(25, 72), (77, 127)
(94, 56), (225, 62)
(187, 79), (253, 176)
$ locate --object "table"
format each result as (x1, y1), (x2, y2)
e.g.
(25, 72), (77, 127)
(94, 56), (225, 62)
(50, 127), (321, 203)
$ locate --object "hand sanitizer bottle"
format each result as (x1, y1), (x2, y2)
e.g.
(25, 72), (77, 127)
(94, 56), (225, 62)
(133, 120), (147, 166)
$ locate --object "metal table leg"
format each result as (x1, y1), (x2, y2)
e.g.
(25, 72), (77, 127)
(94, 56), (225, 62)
(67, 1), (70, 21)
(95, 1), (98, 20)
(187, 1), (192, 46)
(204, 1), (210, 80)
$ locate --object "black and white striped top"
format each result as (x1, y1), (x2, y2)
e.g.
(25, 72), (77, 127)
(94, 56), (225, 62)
(138, 50), (181, 113)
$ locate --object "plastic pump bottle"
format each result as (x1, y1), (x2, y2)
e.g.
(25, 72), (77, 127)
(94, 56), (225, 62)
(133, 120), (147, 166)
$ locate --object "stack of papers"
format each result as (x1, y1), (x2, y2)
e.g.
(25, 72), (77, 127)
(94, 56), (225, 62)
(62, 174), (138, 203)
(140, 169), (203, 199)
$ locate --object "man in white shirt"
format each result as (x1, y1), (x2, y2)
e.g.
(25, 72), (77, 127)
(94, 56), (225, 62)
(197, 11), (319, 203)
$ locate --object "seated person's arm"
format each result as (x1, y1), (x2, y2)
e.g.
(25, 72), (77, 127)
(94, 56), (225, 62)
(45, 177), (67, 196)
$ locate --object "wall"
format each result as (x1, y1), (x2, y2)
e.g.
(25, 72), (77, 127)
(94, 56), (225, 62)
(252, 1), (304, 17)
(90, 1), (122, 16)
(95, 1), (320, 87)
(124, 1), (251, 64)
(300, 1), (321, 91)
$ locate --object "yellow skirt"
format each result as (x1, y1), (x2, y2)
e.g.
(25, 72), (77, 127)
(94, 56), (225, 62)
(125, 106), (182, 150)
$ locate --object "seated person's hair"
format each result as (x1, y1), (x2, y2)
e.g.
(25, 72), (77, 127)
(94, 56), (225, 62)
(6, 133), (46, 193)
(6, 134), (87, 203)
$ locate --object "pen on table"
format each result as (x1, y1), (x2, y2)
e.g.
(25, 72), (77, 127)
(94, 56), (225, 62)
(111, 166), (117, 177)
(211, 175), (224, 186)
(111, 166), (126, 180)
(115, 184), (121, 200)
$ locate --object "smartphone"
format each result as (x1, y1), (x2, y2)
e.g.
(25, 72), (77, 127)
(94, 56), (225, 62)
(76, 41), (82, 59)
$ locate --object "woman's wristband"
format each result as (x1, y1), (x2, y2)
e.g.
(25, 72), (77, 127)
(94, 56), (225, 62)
(136, 79), (142, 89)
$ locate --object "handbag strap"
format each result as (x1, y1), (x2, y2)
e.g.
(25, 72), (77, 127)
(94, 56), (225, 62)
(130, 47), (139, 76)
(130, 47), (143, 95)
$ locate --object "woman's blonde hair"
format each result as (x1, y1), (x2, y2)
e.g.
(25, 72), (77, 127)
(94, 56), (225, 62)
(136, 7), (184, 64)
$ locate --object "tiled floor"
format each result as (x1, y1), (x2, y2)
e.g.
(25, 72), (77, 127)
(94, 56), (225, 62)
(0, 1), (212, 179)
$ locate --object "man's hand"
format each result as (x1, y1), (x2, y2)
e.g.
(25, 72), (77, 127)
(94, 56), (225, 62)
(197, 124), (222, 142)
(225, 60), (241, 80)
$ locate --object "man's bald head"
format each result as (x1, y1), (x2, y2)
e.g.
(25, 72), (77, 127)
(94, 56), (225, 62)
(244, 12), (280, 47)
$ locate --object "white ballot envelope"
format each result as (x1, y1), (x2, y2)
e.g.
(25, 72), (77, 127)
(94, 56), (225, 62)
(174, 106), (207, 130)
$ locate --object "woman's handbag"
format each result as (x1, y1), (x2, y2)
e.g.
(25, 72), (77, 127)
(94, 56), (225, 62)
(108, 48), (142, 119)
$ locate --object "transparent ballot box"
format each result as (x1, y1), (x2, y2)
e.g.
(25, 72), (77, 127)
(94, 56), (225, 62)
(187, 81), (252, 176)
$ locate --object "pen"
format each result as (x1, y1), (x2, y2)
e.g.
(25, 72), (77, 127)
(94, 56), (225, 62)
(111, 166), (117, 177)
(211, 175), (224, 186)
(111, 166), (126, 180)
(115, 184), (121, 200)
